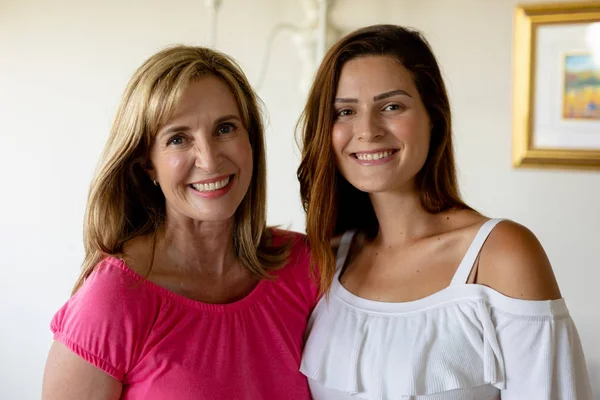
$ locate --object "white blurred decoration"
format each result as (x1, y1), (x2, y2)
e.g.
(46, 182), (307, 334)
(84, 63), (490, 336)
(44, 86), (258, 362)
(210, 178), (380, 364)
(586, 22), (600, 65)
(204, 0), (223, 48)
(204, 0), (340, 93)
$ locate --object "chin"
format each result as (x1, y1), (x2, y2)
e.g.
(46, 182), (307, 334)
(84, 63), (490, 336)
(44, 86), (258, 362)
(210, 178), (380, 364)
(346, 178), (391, 194)
(166, 205), (237, 224)
(357, 186), (390, 194)
(187, 195), (245, 222)
(192, 208), (238, 222)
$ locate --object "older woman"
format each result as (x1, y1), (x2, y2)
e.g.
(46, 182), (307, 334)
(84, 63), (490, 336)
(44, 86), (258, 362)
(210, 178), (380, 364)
(42, 46), (318, 400)
(297, 25), (592, 399)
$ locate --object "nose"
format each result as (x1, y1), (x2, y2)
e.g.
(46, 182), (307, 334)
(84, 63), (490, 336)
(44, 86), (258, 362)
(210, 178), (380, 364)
(356, 113), (384, 141)
(194, 141), (222, 173)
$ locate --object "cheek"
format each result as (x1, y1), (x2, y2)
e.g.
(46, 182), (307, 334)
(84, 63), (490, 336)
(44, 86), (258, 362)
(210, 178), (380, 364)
(390, 115), (430, 145)
(402, 116), (431, 168)
(233, 139), (253, 171)
(331, 125), (349, 157)
(168, 155), (183, 169)
(156, 153), (191, 182)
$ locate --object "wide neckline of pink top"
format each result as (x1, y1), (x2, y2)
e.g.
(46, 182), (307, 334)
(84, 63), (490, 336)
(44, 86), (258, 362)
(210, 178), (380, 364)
(104, 256), (272, 313)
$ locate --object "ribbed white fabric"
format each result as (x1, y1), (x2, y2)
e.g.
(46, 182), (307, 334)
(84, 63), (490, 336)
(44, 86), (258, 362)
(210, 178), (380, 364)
(300, 219), (592, 400)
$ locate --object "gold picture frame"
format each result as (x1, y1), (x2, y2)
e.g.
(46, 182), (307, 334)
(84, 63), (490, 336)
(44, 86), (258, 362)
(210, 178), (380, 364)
(512, 2), (600, 170)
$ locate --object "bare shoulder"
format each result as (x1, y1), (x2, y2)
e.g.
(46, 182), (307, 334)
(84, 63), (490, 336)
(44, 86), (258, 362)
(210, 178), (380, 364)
(477, 220), (561, 300)
(440, 208), (488, 233)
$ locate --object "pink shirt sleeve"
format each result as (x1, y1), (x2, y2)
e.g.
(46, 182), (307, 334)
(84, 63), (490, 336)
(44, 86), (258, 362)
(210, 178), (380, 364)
(50, 258), (162, 380)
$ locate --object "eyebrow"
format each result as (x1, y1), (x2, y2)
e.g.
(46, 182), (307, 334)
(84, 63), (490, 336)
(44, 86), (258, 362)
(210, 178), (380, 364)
(214, 114), (241, 125)
(373, 89), (412, 101)
(334, 97), (358, 104)
(334, 89), (412, 104)
(159, 125), (189, 138)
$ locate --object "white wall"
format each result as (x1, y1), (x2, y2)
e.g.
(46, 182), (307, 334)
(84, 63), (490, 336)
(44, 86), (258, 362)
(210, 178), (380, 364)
(0, 0), (598, 398)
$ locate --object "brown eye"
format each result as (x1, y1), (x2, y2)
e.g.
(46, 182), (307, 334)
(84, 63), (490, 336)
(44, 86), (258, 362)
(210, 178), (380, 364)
(383, 104), (405, 112)
(336, 109), (355, 118)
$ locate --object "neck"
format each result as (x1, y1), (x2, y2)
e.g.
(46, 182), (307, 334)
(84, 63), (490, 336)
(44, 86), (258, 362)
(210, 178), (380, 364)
(369, 183), (437, 247)
(157, 215), (238, 276)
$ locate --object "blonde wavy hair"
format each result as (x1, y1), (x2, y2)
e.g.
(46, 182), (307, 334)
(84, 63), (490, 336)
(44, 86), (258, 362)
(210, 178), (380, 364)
(73, 45), (289, 294)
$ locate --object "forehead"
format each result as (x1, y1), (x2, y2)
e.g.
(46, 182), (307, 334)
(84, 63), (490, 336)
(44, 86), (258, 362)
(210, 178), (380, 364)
(169, 76), (240, 119)
(336, 55), (416, 96)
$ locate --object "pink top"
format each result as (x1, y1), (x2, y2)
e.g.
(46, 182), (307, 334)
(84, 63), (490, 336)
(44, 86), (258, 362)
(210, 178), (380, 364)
(50, 230), (319, 400)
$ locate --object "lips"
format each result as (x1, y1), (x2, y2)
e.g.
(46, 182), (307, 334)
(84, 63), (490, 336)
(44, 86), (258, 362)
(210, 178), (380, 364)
(352, 149), (398, 161)
(190, 175), (232, 193)
(188, 174), (235, 194)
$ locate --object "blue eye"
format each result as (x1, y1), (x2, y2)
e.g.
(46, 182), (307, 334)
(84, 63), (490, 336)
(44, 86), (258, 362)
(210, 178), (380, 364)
(167, 135), (184, 146)
(217, 123), (236, 135)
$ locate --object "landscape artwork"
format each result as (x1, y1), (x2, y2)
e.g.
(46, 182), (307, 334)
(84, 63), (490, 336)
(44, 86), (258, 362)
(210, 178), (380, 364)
(563, 53), (600, 120)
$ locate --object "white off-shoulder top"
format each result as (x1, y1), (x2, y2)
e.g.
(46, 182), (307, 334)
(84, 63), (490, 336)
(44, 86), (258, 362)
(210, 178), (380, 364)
(301, 219), (592, 399)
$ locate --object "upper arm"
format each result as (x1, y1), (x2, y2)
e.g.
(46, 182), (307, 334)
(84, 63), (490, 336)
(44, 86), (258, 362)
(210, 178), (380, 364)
(49, 259), (159, 391)
(42, 341), (122, 400)
(477, 220), (562, 300)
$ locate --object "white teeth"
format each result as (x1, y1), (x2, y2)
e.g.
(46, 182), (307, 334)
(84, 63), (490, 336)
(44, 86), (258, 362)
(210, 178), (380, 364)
(356, 151), (393, 161)
(191, 176), (231, 192)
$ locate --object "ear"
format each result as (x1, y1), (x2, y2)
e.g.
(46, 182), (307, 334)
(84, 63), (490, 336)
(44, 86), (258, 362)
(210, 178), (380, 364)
(141, 159), (156, 182)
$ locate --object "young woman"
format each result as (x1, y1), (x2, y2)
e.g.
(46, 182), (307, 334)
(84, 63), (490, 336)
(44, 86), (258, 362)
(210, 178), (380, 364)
(42, 45), (318, 400)
(297, 24), (592, 399)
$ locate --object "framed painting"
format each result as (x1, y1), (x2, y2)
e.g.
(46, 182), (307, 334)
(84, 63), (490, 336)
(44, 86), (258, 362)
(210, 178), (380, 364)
(512, 2), (600, 169)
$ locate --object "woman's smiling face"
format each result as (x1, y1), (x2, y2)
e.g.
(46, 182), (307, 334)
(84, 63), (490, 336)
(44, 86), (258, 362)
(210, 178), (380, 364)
(331, 55), (432, 194)
(149, 76), (253, 223)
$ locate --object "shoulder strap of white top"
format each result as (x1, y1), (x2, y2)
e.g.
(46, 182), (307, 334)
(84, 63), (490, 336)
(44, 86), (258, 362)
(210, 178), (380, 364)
(335, 230), (356, 272)
(450, 218), (505, 286)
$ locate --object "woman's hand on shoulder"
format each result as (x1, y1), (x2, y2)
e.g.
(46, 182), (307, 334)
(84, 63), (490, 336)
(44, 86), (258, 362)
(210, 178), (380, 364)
(477, 220), (562, 301)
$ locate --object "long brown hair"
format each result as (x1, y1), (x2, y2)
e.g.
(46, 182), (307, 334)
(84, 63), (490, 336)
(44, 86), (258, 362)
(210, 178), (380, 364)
(74, 45), (289, 294)
(297, 25), (471, 293)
